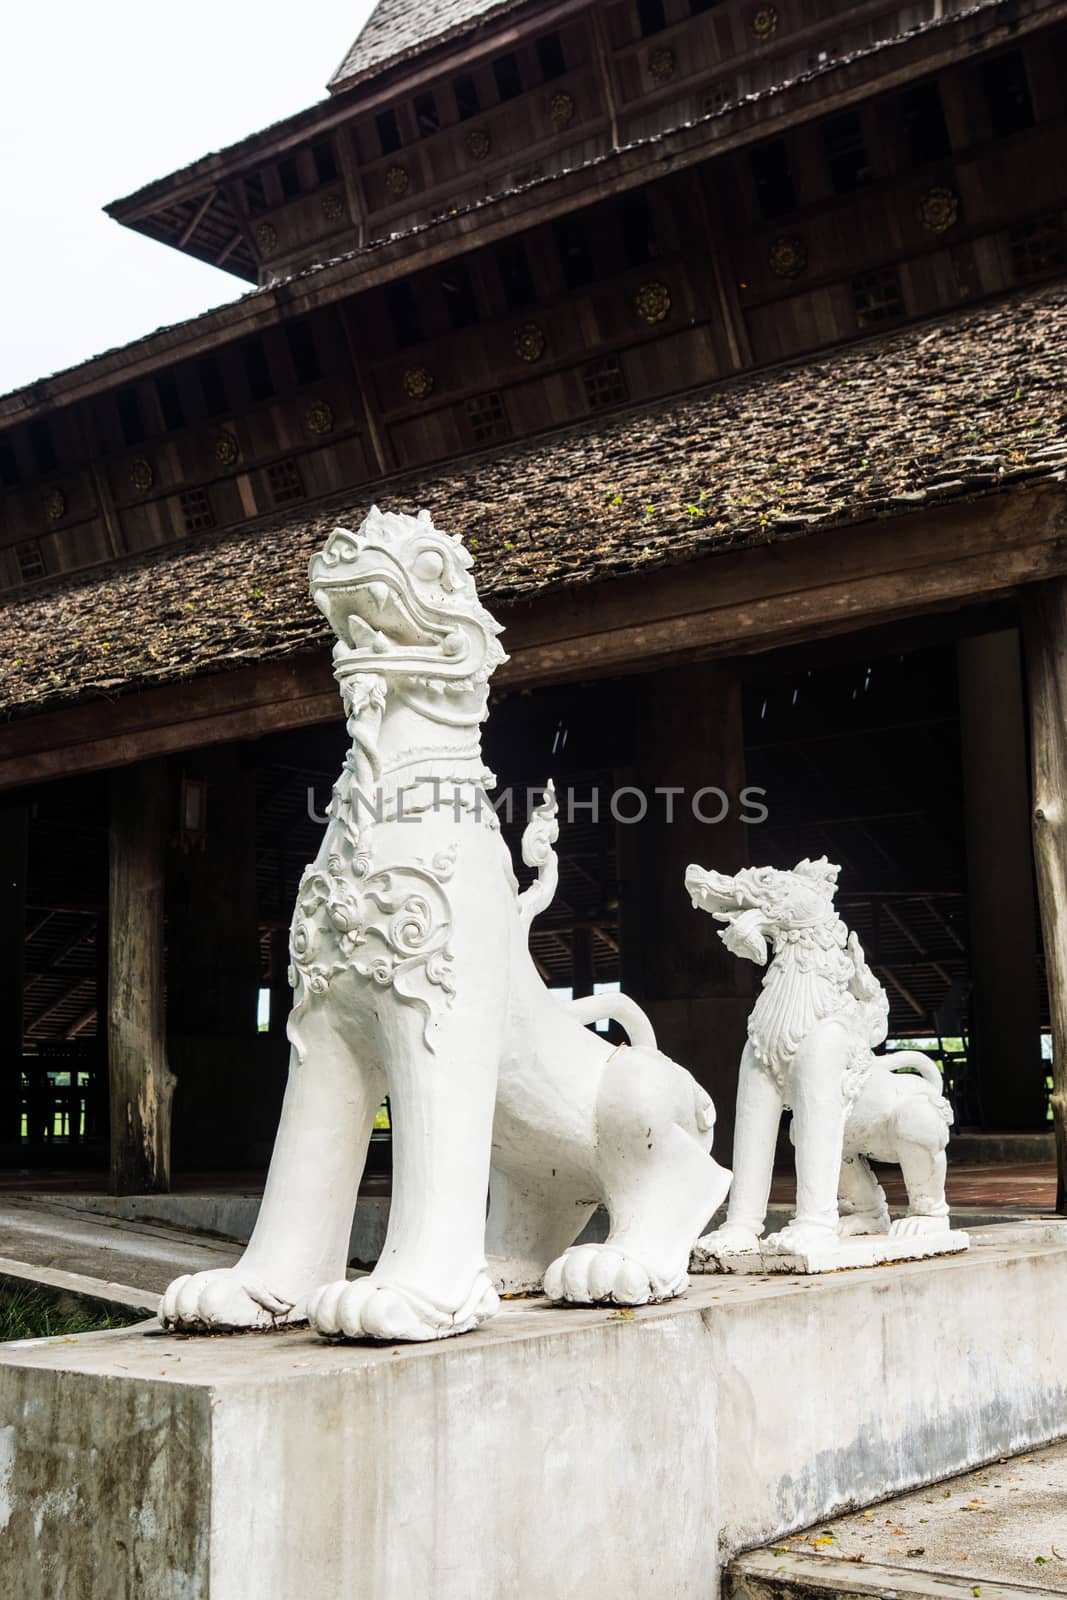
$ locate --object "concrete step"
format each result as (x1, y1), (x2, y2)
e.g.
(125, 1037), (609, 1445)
(727, 1439), (1067, 1600)
(0, 1196), (241, 1298)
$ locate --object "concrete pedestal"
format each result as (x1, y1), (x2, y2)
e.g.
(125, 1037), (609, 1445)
(2, 1224), (1066, 1600)
(696, 1229), (970, 1274)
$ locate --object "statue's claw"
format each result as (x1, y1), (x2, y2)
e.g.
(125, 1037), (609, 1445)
(543, 1243), (686, 1307)
(888, 1214), (951, 1238)
(160, 1268), (303, 1331)
(307, 1273), (499, 1343)
(692, 1222), (762, 1258)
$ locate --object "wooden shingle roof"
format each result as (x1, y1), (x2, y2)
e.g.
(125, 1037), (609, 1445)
(329, 0), (526, 91)
(3, 282), (1066, 725)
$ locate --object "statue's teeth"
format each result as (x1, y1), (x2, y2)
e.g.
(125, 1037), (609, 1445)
(367, 582), (389, 610)
(371, 630), (389, 653)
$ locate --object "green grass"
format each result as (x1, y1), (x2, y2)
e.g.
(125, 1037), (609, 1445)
(0, 1285), (143, 1343)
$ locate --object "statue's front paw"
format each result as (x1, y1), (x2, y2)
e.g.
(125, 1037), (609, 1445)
(889, 1213), (951, 1238)
(308, 1273), (499, 1343)
(693, 1222), (762, 1258)
(763, 1221), (838, 1255)
(160, 1269), (303, 1332)
(543, 1244), (685, 1307)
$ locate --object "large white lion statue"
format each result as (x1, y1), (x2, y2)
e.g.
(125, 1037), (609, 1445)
(162, 508), (730, 1341)
(685, 858), (956, 1261)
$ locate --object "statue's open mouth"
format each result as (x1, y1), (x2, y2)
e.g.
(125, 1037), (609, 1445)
(344, 576), (439, 652)
(312, 567), (472, 678)
(685, 865), (755, 916)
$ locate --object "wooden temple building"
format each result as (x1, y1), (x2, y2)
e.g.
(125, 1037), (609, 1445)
(2, 0), (1066, 1198)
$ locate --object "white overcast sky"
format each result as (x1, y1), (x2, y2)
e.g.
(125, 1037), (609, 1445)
(0, 2), (375, 396)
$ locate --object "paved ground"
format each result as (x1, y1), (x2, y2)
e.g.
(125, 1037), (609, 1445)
(769, 1161), (1059, 1212)
(751, 1440), (1067, 1594)
(2, 1162), (1057, 1208)
(0, 1196), (240, 1297)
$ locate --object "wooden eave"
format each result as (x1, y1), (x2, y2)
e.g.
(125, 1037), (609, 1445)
(2, 480), (1064, 792)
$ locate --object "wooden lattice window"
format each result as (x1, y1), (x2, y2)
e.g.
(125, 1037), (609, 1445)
(822, 110), (872, 194)
(750, 140), (796, 220)
(582, 356), (628, 410)
(1008, 213), (1066, 279)
(414, 92), (440, 137)
(981, 51), (1034, 138)
(537, 32), (566, 81)
(267, 458), (305, 506)
(16, 539), (45, 581)
(703, 82), (730, 116)
(898, 80), (950, 167)
(376, 109), (402, 155)
(466, 392), (510, 446)
(244, 173), (267, 214)
(851, 268), (904, 328)
(179, 487), (215, 533)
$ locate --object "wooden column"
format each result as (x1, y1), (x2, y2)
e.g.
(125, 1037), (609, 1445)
(616, 661), (754, 1154)
(108, 760), (175, 1194)
(1022, 580), (1067, 1212)
(0, 800), (28, 1143)
(958, 631), (1045, 1131)
(166, 747), (260, 1039)
(571, 924), (595, 1001)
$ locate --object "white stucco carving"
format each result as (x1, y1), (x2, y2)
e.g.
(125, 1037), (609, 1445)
(685, 858), (966, 1272)
(161, 508), (730, 1340)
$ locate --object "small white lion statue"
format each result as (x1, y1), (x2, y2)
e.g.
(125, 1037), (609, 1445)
(685, 857), (956, 1259)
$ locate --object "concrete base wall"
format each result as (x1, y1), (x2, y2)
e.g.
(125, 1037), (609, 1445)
(2, 1225), (1065, 1600)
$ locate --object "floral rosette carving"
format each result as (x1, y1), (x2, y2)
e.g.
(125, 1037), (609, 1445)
(214, 432), (239, 466)
(305, 400), (335, 435)
(634, 281), (671, 325)
(514, 322), (546, 362)
(768, 237), (807, 278)
(918, 186), (959, 234)
(255, 221), (278, 254)
(129, 457), (154, 494)
(647, 46), (675, 84)
(549, 91), (574, 130)
(465, 129), (491, 161)
(403, 366), (435, 400)
(44, 489), (66, 522)
(752, 5), (778, 39)
(385, 165), (410, 198)
(320, 191), (345, 222)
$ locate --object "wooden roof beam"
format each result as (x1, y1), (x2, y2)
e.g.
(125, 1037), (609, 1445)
(177, 189), (220, 248)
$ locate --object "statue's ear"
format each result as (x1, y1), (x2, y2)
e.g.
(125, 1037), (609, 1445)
(795, 856), (840, 891)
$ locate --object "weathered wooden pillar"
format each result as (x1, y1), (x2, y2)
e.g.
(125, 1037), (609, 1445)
(166, 747), (260, 1038)
(165, 746), (261, 1168)
(957, 630), (1045, 1131)
(617, 661), (754, 1154)
(1021, 580), (1067, 1213)
(571, 924), (595, 1000)
(108, 760), (175, 1194)
(0, 800), (28, 1144)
